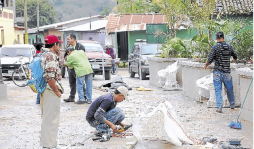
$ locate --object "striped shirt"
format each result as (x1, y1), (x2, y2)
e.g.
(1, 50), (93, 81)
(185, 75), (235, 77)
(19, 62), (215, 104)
(207, 41), (237, 73)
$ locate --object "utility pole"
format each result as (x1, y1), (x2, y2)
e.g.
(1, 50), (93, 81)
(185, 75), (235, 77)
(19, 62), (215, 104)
(24, 0), (28, 44)
(13, 0), (16, 26)
(90, 13), (91, 31)
(36, 0), (39, 42)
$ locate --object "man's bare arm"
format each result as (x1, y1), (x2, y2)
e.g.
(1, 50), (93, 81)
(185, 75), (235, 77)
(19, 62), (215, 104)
(47, 79), (61, 97)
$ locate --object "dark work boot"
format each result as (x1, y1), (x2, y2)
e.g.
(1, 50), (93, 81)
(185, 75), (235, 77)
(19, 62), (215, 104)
(63, 97), (75, 102)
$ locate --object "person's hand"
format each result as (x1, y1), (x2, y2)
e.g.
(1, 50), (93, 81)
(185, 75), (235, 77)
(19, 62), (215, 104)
(110, 124), (117, 133)
(56, 48), (60, 57)
(54, 90), (61, 98)
(232, 59), (236, 63)
(204, 65), (207, 69)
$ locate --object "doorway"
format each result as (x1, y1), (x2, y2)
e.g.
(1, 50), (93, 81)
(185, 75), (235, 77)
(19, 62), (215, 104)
(117, 32), (128, 61)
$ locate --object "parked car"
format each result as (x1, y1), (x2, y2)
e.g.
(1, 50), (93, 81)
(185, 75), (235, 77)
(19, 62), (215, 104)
(61, 40), (112, 80)
(0, 44), (36, 78)
(129, 41), (161, 80)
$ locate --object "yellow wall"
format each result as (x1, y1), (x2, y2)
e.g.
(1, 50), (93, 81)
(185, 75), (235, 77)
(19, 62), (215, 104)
(0, 8), (15, 46)
(14, 30), (24, 44)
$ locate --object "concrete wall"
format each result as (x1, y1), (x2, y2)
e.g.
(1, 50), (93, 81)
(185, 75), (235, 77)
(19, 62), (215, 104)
(81, 32), (105, 47)
(180, 61), (253, 107)
(237, 68), (253, 122)
(0, 8), (15, 46)
(14, 30), (24, 44)
(147, 57), (188, 87)
(48, 29), (64, 49)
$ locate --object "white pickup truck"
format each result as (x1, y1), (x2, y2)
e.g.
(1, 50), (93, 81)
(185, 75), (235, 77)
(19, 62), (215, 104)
(0, 44), (36, 78)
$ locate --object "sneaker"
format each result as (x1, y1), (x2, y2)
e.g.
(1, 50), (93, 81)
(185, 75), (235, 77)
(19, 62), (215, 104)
(87, 101), (92, 104)
(75, 100), (86, 104)
(216, 109), (222, 113)
(230, 106), (235, 109)
(63, 98), (74, 102)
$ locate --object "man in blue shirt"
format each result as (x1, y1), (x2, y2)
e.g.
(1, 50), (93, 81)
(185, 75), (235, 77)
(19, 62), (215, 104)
(86, 86), (129, 141)
(204, 31), (238, 113)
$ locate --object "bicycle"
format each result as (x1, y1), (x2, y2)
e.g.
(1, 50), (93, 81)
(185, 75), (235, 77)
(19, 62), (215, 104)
(12, 56), (30, 87)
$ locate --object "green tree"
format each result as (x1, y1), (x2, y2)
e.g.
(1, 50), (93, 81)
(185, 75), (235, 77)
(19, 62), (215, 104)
(101, 6), (111, 16)
(230, 28), (253, 63)
(116, 0), (162, 13)
(16, 0), (56, 28)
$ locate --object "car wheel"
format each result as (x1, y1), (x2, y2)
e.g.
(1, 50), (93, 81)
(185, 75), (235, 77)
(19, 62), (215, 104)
(105, 70), (111, 80)
(140, 72), (146, 80)
(61, 67), (65, 78)
(129, 67), (135, 78)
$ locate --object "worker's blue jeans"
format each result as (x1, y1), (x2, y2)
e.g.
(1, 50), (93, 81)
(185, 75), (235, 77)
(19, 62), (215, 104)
(213, 71), (235, 110)
(36, 93), (40, 104)
(76, 73), (93, 102)
(112, 59), (115, 73)
(88, 107), (125, 134)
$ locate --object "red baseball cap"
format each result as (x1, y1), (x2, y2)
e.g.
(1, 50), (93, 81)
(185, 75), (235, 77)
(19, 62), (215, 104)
(44, 35), (63, 44)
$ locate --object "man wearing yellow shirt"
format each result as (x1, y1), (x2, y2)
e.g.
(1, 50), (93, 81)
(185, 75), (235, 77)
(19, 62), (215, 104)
(65, 47), (94, 104)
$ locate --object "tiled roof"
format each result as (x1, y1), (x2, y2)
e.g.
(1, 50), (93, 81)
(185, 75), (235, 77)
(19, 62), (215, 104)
(214, 0), (253, 15)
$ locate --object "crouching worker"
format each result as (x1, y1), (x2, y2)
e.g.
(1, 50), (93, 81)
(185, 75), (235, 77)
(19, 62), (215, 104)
(86, 86), (132, 142)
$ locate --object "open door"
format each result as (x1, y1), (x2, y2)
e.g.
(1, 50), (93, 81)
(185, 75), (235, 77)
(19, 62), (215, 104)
(117, 32), (128, 61)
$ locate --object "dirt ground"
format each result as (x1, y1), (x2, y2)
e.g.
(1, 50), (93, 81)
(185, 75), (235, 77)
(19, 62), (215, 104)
(0, 68), (252, 149)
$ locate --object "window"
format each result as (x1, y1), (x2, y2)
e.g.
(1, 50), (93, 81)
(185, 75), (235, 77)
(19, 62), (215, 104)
(57, 36), (62, 48)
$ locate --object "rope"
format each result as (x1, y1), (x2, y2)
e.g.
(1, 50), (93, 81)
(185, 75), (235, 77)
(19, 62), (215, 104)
(236, 77), (253, 121)
(163, 102), (203, 145)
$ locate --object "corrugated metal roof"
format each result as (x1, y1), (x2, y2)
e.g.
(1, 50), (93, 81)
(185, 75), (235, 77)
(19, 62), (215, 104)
(27, 15), (103, 33)
(59, 20), (108, 32)
(106, 14), (168, 34)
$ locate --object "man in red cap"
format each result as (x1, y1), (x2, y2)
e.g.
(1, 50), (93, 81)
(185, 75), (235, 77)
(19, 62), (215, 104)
(40, 35), (64, 148)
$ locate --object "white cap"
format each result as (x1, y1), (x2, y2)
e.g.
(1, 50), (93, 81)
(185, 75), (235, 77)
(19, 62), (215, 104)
(117, 86), (129, 101)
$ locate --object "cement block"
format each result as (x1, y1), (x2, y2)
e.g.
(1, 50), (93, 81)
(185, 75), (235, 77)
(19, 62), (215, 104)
(0, 84), (7, 100)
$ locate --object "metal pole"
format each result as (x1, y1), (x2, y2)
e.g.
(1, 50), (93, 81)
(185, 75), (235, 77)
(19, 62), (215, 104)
(90, 13), (91, 31)
(13, 0), (16, 26)
(139, 46), (142, 80)
(24, 0), (28, 44)
(102, 54), (105, 80)
(36, 0), (39, 42)
(0, 58), (4, 84)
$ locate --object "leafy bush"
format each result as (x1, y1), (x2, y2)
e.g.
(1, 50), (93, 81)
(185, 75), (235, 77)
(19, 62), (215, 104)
(160, 38), (193, 58)
(230, 28), (253, 63)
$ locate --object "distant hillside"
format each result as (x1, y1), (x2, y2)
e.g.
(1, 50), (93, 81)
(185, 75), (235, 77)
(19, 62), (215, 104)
(49, 0), (117, 22)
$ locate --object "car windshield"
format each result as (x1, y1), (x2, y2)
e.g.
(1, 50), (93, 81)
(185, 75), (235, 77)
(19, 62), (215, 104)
(141, 44), (159, 55)
(0, 47), (31, 57)
(81, 43), (103, 53)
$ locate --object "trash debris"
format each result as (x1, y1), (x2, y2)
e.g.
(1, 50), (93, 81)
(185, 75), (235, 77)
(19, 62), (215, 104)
(202, 137), (217, 144)
(98, 75), (131, 92)
(135, 86), (154, 91)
